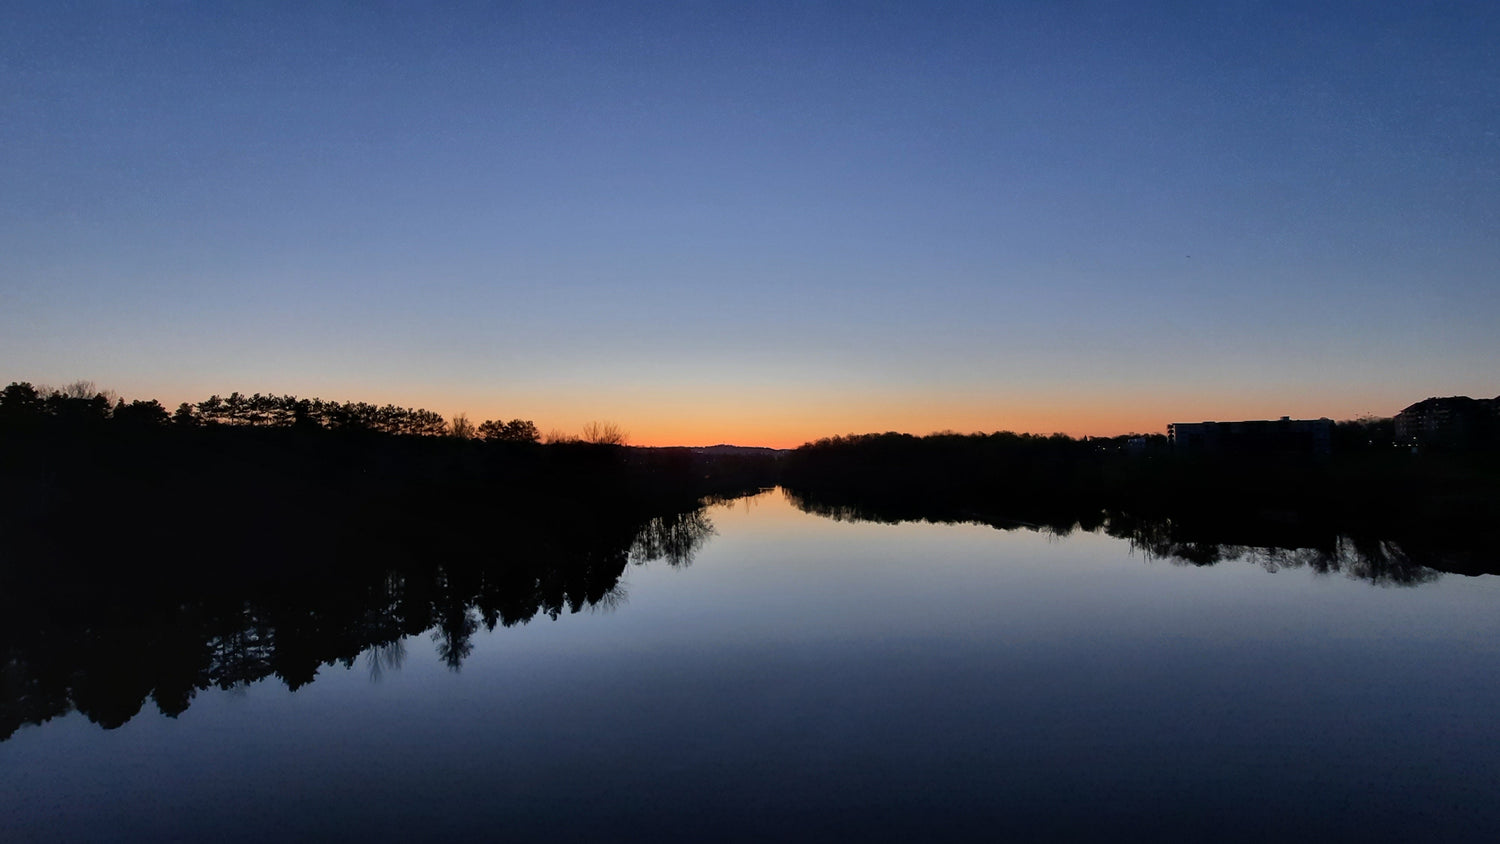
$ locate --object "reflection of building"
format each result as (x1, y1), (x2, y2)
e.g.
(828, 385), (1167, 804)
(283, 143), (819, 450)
(1394, 396), (1499, 446)
(1168, 417), (1333, 456)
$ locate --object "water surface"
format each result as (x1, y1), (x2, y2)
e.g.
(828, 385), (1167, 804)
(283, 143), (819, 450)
(3, 489), (1498, 841)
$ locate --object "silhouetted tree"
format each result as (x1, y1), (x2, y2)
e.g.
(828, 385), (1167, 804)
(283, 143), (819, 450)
(582, 421), (627, 445)
(0, 382), (44, 427)
(449, 413), (476, 439)
(478, 418), (540, 443)
(113, 399), (170, 428)
(44, 387), (111, 427)
(59, 380), (115, 402)
(197, 394), (226, 424)
(170, 402), (198, 427)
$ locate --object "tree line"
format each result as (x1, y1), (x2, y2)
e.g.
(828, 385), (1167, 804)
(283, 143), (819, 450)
(1, 380), (542, 442)
(780, 426), (1500, 571)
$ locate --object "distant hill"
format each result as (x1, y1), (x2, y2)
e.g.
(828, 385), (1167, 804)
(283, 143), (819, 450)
(688, 444), (787, 456)
(625, 444), (787, 457)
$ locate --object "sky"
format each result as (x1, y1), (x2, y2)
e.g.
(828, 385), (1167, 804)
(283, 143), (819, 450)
(2, 1), (1497, 447)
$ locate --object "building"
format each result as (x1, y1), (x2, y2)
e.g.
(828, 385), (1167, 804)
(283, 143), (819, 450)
(1168, 417), (1333, 456)
(1393, 396), (1499, 447)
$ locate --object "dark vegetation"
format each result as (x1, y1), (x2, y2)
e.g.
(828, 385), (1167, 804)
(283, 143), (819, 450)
(0, 382), (780, 591)
(782, 422), (1500, 580)
(3, 381), (1497, 738)
(0, 500), (721, 739)
(0, 381), (776, 738)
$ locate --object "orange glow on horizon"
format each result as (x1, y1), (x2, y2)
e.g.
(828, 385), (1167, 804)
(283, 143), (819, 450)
(528, 389), (1414, 449)
(131, 379), (1424, 451)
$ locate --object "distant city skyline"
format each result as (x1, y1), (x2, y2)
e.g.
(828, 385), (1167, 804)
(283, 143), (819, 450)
(4, 2), (1497, 448)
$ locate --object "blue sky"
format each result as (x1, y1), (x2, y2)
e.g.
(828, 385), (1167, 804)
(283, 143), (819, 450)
(3, 2), (1496, 445)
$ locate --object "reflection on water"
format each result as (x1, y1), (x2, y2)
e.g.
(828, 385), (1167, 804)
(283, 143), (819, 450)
(6, 486), (1495, 741)
(784, 487), (1494, 585)
(2, 488), (1499, 841)
(629, 508), (717, 567)
(363, 639), (406, 683)
(0, 504), (719, 739)
(1131, 533), (1440, 584)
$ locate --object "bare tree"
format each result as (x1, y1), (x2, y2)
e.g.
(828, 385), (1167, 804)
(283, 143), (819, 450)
(581, 421), (627, 445)
(449, 412), (476, 439)
(57, 380), (118, 404)
(60, 380), (98, 399)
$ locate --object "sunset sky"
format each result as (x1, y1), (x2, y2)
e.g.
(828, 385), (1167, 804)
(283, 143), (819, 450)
(3, 2), (1497, 447)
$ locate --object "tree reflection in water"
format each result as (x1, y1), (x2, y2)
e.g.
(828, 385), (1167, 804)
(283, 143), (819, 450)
(364, 640), (406, 683)
(784, 488), (1493, 586)
(0, 503), (722, 740)
(5, 482), (1492, 741)
(1123, 532), (1440, 586)
(630, 509), (716, 567)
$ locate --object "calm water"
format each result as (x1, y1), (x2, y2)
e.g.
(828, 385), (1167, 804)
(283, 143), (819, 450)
(4, 489), (1500, 841)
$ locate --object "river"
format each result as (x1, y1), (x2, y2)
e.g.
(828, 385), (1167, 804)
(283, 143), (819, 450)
(3, 488), (1498, 840)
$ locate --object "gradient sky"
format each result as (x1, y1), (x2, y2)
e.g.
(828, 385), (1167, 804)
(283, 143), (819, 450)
(3, 2), (1497, 447)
